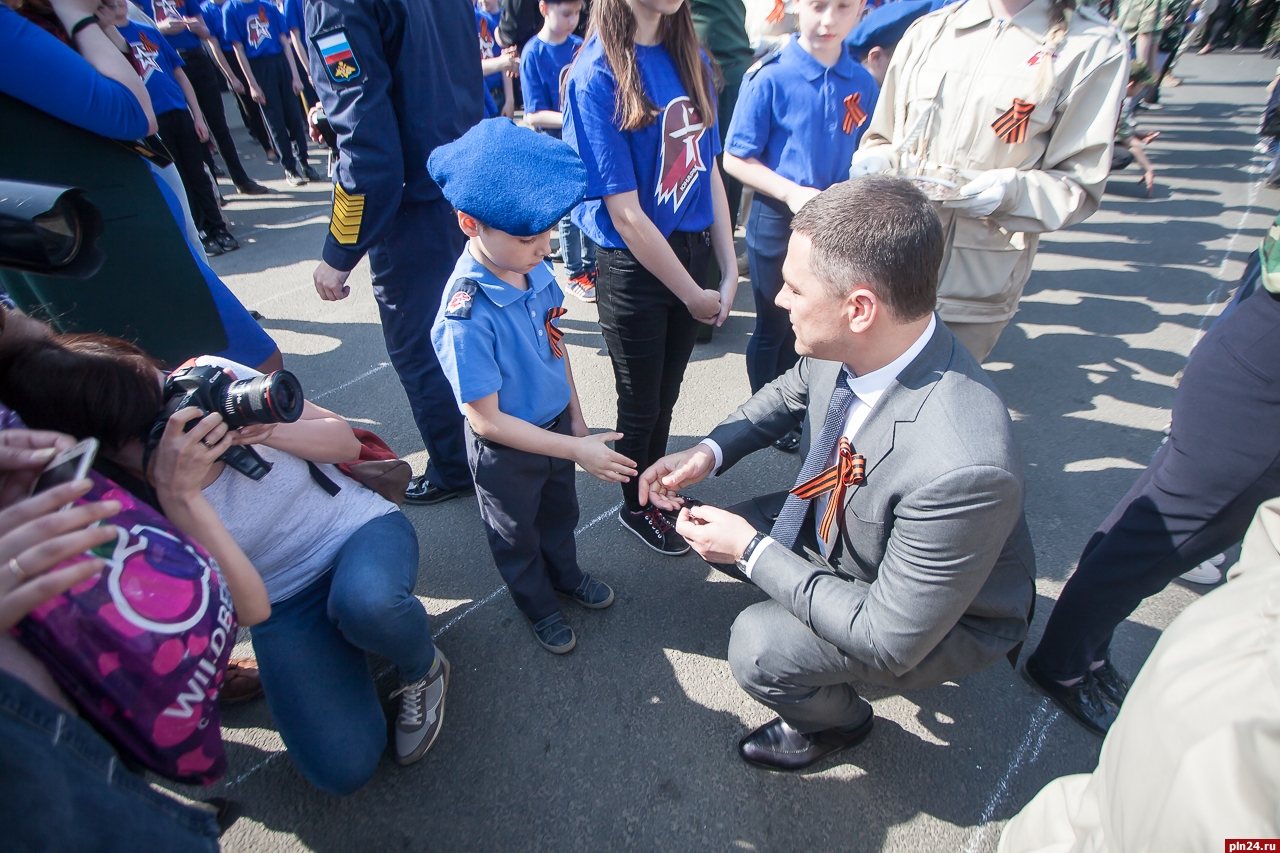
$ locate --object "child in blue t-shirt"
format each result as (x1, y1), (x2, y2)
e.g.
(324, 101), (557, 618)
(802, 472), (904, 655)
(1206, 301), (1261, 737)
(520, 0), (595, 301)
(201, 0), (273, 157)
(476, 0), (515, 118)
(723, 0), (875, 449)
(98, 0), (239, 257)
(223, 0), (316, 184)
(428, 120), (629, 655)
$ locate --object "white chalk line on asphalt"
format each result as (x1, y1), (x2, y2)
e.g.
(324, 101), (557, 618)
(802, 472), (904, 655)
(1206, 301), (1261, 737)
(223, 502), (624, 788)
(311, 362), (391, 401)
(959, 699), (1059, 853)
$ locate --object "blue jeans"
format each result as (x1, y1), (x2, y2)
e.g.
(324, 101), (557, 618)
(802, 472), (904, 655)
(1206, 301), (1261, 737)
(745, 197), (798, 393)
(250, 511), (435, 796)
(559, 215), (596, 278)
(0, 669), (220, 852)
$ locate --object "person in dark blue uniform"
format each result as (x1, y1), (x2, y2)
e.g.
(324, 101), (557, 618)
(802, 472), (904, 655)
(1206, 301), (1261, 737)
(429, 119), (627, 653)
(843, 0), (933, 86)
(723, 0), (875, 451)
(306, 0), (484, 504)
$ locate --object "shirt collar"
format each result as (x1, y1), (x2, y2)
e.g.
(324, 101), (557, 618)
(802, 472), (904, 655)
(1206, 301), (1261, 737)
(953, 0), (1053, 34)
(458, 247), (554, 308)
(843, 314), (937, 407)
(781, 34), (858, 82)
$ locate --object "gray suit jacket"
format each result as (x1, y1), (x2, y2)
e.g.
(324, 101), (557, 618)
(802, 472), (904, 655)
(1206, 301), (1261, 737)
(708, 320), (1036, 688)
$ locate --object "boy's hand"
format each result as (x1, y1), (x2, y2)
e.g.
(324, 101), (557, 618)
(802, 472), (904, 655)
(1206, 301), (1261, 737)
(250, 85), (266, 105)
(500, 99), (514, 119)
(500, 45), (519, 74)
(193, 113), (210, 143)
(229, 76), (245, 95)
(291, 76), (304, 95)
(573, 432), (637, 483)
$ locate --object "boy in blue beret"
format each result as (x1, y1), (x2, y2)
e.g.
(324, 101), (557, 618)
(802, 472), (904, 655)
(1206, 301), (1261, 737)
(429, 119), (633, 655)
(844, 0), (935, 86)
(723, 0), (877, 452)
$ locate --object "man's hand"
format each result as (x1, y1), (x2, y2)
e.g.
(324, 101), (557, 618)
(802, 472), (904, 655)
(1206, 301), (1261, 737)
(675, 504), (758, 564)
(638, 444), (716, 510)
(250, 85), (266, 105)
(313, 261), (353, 301)
(572, 432), (637, 483)
(0, 430), (75, 509)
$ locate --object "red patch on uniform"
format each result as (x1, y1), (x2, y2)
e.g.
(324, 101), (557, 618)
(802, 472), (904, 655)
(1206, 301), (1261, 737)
(447, 290), (472, 312)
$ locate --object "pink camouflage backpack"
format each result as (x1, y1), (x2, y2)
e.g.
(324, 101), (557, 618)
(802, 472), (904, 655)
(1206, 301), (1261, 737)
(12, 471), (238, 785)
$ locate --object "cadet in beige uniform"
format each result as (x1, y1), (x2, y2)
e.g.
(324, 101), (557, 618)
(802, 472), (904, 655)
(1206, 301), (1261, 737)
(852, 0), (1129, 361)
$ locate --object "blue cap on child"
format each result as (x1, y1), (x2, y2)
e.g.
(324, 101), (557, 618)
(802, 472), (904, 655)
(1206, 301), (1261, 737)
(845, 0), (934, 56)
(428, 118), (588, 237)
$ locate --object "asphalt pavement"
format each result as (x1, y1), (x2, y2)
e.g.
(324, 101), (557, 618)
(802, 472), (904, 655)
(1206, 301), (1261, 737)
(164, 49), (1280, 852)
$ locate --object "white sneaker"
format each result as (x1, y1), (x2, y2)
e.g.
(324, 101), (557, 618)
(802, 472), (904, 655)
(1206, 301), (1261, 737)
(391, 648), (449, 765)
(1180, 553), (1226, 585)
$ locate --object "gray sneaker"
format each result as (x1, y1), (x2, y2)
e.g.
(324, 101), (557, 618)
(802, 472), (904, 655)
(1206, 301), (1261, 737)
(391, 648), (449, 766)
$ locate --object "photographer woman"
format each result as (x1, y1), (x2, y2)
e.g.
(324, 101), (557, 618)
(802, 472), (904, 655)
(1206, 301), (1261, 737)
(0, 335), (450, 796)
(562, 0), (739, 556)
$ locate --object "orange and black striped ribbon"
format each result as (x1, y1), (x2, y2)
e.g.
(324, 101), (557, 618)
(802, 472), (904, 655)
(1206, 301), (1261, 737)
(789, 436), (866, 542)
(992, 99), (1035, 145)
(842, 93), (868, 135)
(546, 306), (567, 358)
(766, 0), (786, 23)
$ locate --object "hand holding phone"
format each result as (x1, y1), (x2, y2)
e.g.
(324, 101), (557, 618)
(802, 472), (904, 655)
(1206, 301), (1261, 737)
(31, 437), (99, 510)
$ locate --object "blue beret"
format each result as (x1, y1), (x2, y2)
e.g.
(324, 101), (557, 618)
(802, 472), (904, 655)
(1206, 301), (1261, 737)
(427, 118), (587, 237)
(845, 0), (935, 55)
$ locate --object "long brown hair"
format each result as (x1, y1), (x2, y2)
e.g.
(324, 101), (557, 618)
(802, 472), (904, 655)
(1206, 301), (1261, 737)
(587, 0), (716, 132)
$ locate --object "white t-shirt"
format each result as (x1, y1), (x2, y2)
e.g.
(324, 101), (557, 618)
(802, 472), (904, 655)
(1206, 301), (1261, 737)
(194, 357), (397, 603)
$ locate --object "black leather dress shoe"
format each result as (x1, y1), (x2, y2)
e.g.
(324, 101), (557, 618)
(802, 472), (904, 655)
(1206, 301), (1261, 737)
(1023, 655), (1118, 737)
(738, 713), (874, 771)
(403, 474), (475, 506)
(1090, 660), (1129, 707)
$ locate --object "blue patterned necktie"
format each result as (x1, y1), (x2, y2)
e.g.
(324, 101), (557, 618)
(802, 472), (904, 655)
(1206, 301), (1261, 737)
(770, 372), (857, 550)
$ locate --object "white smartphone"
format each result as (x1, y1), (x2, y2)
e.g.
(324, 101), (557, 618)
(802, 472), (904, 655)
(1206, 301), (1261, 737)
(31, 437), (99, 508)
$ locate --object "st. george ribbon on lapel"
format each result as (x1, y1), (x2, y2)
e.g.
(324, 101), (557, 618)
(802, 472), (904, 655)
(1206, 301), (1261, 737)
(789, 436), (866, 542)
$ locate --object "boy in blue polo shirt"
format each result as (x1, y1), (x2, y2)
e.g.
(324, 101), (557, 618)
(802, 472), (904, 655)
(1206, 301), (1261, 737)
(723, 0), (875, 451)
(223, 0), (315, 184)
(429, 119), (630, 655)
(520, 0), (596, 302)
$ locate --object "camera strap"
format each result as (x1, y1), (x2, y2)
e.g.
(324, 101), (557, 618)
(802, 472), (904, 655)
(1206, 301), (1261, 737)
(307, 461), (342, 497)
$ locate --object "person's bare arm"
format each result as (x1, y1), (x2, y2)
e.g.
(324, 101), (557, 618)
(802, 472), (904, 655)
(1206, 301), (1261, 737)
(172, 66), (209, 141)
(603, 191), (722, 323)
(282, 39), (303, 94)
(63, 0), (158, 133)
(231, 401), (362, 464)
(461, 393), (636, 482)
(523, 109), (563, 130)
(563, 350), (588, 437)
(707, 167), (739, 328)
(205, 38), (245, 93)
(232, 42), (265, 103)
(723, 153), (819, 213)
(1128, 138), (1156, 196)
(288, 29), (311, 84)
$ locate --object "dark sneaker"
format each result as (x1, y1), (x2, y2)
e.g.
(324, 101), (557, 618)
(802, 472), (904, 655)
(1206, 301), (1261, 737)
(214, 230), (240, 252)
(564, 271), (597, 303)
(1090, 660), (1129, 707)
(403, 474), (475, 506)
(234, 180), (269, 196)
(201, 233), (225, 256)
(284, 170), (308, 186)
(1023, 655), (1118, 737)
(773, 427), (802, 454)
(531, 613), (576, 654)
(559, 573), (614, 609)
(391, 648), (449, 765)
(302, 163), (321, 181)
(619, 506), (689, 556)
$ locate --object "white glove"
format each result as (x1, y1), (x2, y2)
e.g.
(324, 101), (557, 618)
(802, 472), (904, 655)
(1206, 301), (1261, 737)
(941, 170), (1013, 218)
(849, 148), (894, 179)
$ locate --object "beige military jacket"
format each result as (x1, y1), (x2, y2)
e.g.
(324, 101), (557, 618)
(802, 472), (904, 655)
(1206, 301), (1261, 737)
(860, 0), (1129, 323)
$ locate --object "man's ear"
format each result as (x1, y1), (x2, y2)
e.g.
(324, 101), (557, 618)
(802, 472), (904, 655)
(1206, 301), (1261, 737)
(844, 285), (877, 334)
(457, 211), (481, 237)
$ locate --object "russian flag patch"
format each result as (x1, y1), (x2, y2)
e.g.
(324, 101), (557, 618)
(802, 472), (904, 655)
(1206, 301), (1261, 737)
(314, 29), (361, 84)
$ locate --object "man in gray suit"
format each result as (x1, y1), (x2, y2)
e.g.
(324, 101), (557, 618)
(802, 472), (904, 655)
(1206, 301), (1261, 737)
(639, 177), (1037, 771)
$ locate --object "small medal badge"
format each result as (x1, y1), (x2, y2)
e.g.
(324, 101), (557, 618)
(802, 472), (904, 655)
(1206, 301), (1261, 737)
(314, 29), (362, 84)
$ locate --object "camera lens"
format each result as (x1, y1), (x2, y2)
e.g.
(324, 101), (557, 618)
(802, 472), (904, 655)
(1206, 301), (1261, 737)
(220, 369), (305, 428)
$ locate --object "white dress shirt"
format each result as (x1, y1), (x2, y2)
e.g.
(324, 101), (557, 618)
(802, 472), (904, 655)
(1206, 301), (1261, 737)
(701, 315), (937, 576)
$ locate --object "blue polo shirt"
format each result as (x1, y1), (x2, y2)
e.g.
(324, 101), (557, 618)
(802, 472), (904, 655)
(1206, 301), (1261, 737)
(116, 21), (189, 116)
(563, 35), (721, 250)
(223, 0), (286, 58)
(726, 35), (879, 197)
(138, 0), (203, 51)
(476, 8), (502, 90)
(201, 0), (234, 50)
(520, 32), (580, 139)
(431, 248), (572, 426)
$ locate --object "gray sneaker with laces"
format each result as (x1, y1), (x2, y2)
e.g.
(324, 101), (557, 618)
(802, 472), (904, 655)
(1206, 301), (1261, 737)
(392, 647), (449, 766)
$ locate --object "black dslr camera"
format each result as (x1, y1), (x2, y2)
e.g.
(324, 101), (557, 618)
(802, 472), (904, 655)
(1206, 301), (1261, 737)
(147, 364), (305, 481)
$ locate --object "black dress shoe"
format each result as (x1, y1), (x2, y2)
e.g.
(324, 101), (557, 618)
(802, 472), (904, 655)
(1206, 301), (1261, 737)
(403, 474), (474, 506)
(234, 180), (270, 196)
(1023, 655), (1118, 737)
(738, 713), (874, 771)
(1090, 660), (1129, 707)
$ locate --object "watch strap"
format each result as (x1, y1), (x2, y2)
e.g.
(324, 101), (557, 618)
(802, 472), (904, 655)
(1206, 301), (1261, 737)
(736, 532), (766, 570)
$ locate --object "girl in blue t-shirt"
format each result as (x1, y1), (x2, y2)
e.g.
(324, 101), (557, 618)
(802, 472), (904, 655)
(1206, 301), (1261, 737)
(562, 0), (738, 556)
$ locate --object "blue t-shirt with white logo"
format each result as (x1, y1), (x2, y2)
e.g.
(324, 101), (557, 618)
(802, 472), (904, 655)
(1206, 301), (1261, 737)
(562, 36), (721, 250)
(519, 32), (581, 122)
(476, 8), (502, 91)
(279, 0), (304, 37)
(726, 35), (879, 194)
(200, 0), (234, 51)
(138, 0), (203, 51)
(223, 0), (286, 58)
(116, 21), (189, 115)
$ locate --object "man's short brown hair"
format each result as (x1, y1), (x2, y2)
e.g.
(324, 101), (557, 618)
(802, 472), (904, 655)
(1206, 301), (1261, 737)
(790, 176), (943, 320)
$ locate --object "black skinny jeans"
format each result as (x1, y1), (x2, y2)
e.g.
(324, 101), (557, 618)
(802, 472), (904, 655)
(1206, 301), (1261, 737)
(248, 52), (309, 173)
(155, 108), (223, 235)
(595, 230), (711, 511)
(178, 48), (251, 186)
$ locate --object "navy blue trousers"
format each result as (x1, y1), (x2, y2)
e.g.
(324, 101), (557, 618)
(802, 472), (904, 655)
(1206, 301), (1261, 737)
(1030, 287), (1280, 681)
(370, 198), (471, 491)
(465, 412), (583, 623)
(745, 198), (797, 394)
